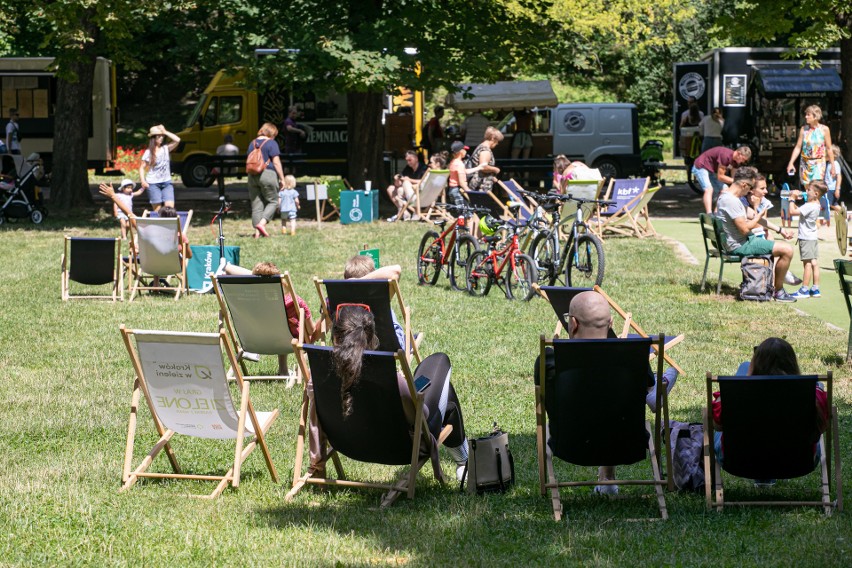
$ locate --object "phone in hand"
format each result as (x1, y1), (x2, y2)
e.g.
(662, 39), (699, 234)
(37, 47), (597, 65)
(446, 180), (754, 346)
(413, 375), (431, 393)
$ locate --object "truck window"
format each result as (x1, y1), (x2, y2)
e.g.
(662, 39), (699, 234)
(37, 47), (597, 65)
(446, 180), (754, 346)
(203, 95), (243, 127)
(598, 108), (631, 134)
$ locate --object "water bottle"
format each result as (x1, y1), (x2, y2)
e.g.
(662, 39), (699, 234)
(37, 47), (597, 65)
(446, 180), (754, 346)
(779, 182), (790, 201)
(780, 182), (790, 221)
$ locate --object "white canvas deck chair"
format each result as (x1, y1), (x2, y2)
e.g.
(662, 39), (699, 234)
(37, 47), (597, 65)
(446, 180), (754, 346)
(119, 327), (279, 498)
(213, 272), (307, 387)
(60, 236), (123, 301)
(414, 169), (451, 221)
(595, 178), (659, 238)
(127, 217), (187, 301)
(142, 208), (194, 235)
(560, 178), (604, 228)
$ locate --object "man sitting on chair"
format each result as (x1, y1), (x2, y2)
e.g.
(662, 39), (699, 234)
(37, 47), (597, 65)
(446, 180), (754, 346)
(534, 291), (678, 495)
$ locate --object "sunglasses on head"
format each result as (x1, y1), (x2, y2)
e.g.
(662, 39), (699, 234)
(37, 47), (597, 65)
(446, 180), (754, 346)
(335, 302), (371, 318)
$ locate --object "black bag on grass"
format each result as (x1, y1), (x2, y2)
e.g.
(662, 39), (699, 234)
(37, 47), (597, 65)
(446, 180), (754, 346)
(739, 255), (773, 301)
(668, 421), (705, 492)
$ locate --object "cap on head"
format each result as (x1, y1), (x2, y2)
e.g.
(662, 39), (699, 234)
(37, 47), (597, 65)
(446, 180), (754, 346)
(451, 141), (468, 154)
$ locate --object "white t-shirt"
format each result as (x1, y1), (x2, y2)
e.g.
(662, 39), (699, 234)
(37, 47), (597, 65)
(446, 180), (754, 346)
(141, 146), (172, 184)
(5, 121), (20, 151)
(216, 142), (239, 156)
(115, 193), (133, 219)
(716, 191), (748, 251)
(700, 116), (724, 138)
(797, 201), (820, 241)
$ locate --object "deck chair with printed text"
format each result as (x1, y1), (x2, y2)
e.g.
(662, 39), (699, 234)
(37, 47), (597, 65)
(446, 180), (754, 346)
(119, 327), (279, 498)
(315, 278), (423, 364)
(127, 216), (188, 301)
(60, 236), (123, 301)
(414, 169), (451, 221)
(212, 272), (309, 387)
(286, 343), (453, 507)
(142, 208), (194, 235)
(536, 335), (671, 521)
(703, 372), (842, 515)
(594, 178), (659, 238)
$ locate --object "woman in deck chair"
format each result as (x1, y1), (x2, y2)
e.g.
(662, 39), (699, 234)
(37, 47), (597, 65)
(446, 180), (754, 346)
(711, 337), (829, 486)
(327, 305), (469, 480)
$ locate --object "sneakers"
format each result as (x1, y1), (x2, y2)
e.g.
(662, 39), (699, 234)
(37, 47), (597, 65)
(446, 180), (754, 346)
(810, 288), (821, 298)
(593, 483), (619, 496)
(784, 272), (803, 286)
(790, 287), (811, 299)
(773, 289), (797, 303)
(456, 464), (467, 482)
(386, 215), (397, 223)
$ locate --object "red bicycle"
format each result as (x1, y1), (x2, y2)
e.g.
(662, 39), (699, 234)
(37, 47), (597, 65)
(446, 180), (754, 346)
(466, 218), (538, 301)
(417, 203), (487, 290)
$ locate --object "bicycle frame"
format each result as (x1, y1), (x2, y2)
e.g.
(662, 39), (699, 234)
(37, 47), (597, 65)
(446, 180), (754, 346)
(425, 215), (468, 271)
(477, 232), (524, 283)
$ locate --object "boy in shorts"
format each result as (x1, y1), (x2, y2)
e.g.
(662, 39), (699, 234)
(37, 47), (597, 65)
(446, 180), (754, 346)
(789, 180), (828, 298)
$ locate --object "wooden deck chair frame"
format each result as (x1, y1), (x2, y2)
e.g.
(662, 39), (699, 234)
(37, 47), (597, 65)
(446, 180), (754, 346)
(699, 213), (742, 294)
(119, 326), (279, 499)
(835, 259), (852, 362)
(212, 272), (306, 387)
(142, 208), (194, 235)
(314, 277), (423, 364)
(286, 343), (452, 507)
(497, 179), (537, 214)
(595, 178), (659, 239)
(703, 372), (842, 515)
(60, 236), (123, 301)
(535, 335), (672, 521)
(127, 216), (188, 301)
(414, 169), (451, 221)
(320, 179), (350, 221)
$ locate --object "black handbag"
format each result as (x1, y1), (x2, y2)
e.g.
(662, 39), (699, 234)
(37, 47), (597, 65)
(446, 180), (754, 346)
(459, 423), (515, 494)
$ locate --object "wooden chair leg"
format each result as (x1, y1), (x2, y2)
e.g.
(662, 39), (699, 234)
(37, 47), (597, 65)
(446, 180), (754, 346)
(646, 421), (668, 520)
(832, 409), (843, 512)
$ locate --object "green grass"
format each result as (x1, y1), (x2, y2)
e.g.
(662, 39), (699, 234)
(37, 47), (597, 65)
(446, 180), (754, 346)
(0, 206), (850, 566)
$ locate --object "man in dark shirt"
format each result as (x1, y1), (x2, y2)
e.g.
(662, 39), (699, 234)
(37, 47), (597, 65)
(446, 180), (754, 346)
(692, 145), (751, 214)
(386, 150), (428, 221)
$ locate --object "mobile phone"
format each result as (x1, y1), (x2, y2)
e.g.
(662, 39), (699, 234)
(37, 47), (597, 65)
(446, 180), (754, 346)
(413, 375), (431, 393)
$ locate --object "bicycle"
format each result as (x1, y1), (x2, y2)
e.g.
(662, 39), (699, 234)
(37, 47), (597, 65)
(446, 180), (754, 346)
(416, 203), (487, 290)
(466, 218), (538, 301)
(531, 193), (614, 287)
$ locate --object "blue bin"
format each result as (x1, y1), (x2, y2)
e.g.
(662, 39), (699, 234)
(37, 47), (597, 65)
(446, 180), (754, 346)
(340, 190), (379, 224)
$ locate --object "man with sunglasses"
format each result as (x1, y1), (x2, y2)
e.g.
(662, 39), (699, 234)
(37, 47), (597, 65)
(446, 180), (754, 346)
(715, 166), (797, 302)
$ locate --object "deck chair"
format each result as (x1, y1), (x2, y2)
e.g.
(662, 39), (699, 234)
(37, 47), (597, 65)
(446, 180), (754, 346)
(315, 278), (423, 364)
(466, 190), (511, 220)
(286, 344), (452, 507)
(213, 272), (307, 386)
(560, 179), (604, 227)
(321, 179), (349, 221)
(836, 259), (852, 363)
(60, 236), (123, 301)
(536, 335), (671, 521)
(142, 208), (194, 235)
(595, 178), (658, 238)
(497, 179), (537, 215)
(699, 213), (742, 294)
(127, 217), (187, 301)
(119, 327), (279, 498)
(414, 169), (450, 221)
(703, 372), (842, 515)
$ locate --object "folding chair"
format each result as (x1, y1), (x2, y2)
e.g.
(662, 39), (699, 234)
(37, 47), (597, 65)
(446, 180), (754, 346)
(60, 236), (123, 301)
(560, 179), (604, 228)
(119, 327), (279, 499)
(286, 344), (452, 507)
(315, 278), (423, 364)
(413, 169), (450, 221)
(536, 335), (671, 521)
(703, 372), (842, 515)
(127, 217), (187, 301)
(835, 259), (852, 363)
(466, 190), (510, 220)
(497, 178), (537, 215)
(594, 178), (658, 238)
(321, 179), (349, 221)
(142, 208), (194, 235)
(213, 272), (307, 386)
(699, 213), (742, 294)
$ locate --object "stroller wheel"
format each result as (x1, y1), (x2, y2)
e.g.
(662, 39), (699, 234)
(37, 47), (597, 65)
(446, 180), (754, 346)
(30, 209), (44, 224)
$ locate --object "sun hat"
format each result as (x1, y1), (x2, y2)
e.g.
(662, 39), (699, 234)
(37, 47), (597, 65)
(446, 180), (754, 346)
(120, 178), (136, 190)
(147, 125), (166, 137)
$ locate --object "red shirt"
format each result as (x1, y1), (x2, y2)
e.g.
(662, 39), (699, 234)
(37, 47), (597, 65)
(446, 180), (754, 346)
(284, 294), (312, 338)
(449, 158), (465, 188)
(694, 146), (734, 174)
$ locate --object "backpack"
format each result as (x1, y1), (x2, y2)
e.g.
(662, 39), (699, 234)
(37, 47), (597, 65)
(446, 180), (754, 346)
(739, 255), (774, 301)
(245, 138), (270, 175)
(668, 421), (705, 492)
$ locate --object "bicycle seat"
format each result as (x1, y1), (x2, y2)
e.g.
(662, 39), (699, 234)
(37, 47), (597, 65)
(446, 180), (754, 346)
(483, 235), (502, 243)
(433, 219), (448, 228)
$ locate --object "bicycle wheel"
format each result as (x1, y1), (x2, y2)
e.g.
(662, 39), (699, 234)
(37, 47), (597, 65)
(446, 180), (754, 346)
(466, 250), (492, 297)
(531, 230), (560, 285)
(507, 253), (537, 301)
(449, 234), (479, 291)
(566, 233), (605, 287)
(416, 231), (442, 285)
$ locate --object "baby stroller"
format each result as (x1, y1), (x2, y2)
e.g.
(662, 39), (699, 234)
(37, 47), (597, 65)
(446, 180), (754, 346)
(0, 153), (47, 225)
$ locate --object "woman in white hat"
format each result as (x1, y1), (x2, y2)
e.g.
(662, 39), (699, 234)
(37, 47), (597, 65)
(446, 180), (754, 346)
(140, 124), (180, 212)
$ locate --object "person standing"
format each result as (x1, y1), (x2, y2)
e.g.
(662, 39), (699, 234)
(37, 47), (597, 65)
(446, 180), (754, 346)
(139, 124), (180, 212)
(699, 108), (725, 153)
(426, 106), (445, 156)
(247, 122), (286, 238)
(787, 105), (836, 189)
(461, 111), (489, 148)
(510, 109), (533, 159)
(692, 145), (752, 214)
(283, 106), (306, 155)
(468, 126), (504, 192)
(5, 109), (21, 155)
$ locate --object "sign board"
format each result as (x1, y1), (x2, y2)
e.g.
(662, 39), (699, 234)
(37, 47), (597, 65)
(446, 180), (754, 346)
(340, 190), (379, 224)
(359, 248), (380, 268)
(186, 245), (240, 291)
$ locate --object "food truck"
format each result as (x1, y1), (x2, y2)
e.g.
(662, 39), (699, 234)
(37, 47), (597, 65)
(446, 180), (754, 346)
(673, 47), (841, 188)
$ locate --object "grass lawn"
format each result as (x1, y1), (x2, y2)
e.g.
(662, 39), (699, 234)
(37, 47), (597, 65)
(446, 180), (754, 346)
(0, 205), (849, 566)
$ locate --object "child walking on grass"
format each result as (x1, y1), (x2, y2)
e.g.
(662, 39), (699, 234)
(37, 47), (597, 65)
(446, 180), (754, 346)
(112, 179), (144, 240)
(789, 180), (828, 299)
(278, 174), (300, 235)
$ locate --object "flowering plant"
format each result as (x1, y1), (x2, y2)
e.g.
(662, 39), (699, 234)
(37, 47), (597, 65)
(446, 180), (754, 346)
(114, 145), (146, 174)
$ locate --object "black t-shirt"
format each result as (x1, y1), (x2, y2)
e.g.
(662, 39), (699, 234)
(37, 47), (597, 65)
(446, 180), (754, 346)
(401, 163), (428, 180)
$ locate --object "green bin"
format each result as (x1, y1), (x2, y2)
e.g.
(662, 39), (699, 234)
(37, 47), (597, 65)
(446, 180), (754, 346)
(340, 190), (379, 224)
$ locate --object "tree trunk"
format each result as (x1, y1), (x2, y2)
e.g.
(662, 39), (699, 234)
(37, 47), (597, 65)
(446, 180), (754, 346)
(347, 91), (385, 189)
(842, 37), (852, 162)
(51, 56), (97, 212)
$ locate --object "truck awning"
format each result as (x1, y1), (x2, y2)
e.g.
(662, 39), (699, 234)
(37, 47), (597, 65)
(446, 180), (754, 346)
(753, 67), (842, 98)
(446, 80), (558, 112)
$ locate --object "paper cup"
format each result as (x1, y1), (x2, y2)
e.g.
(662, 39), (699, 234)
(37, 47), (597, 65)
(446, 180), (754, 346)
(365, 180), (372, 191)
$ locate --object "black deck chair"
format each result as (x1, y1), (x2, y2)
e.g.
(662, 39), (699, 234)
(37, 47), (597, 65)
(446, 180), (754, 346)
(60, 236), (123, 301)
(286, 344), (451, 507)
(315, 278), (422, 364)
(534, 285), (605, 338)
(703, 373), (842, 515)
(835, 259), (852, 362)
(535, 335), (670, 521)
(465, 190), (510, 220)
